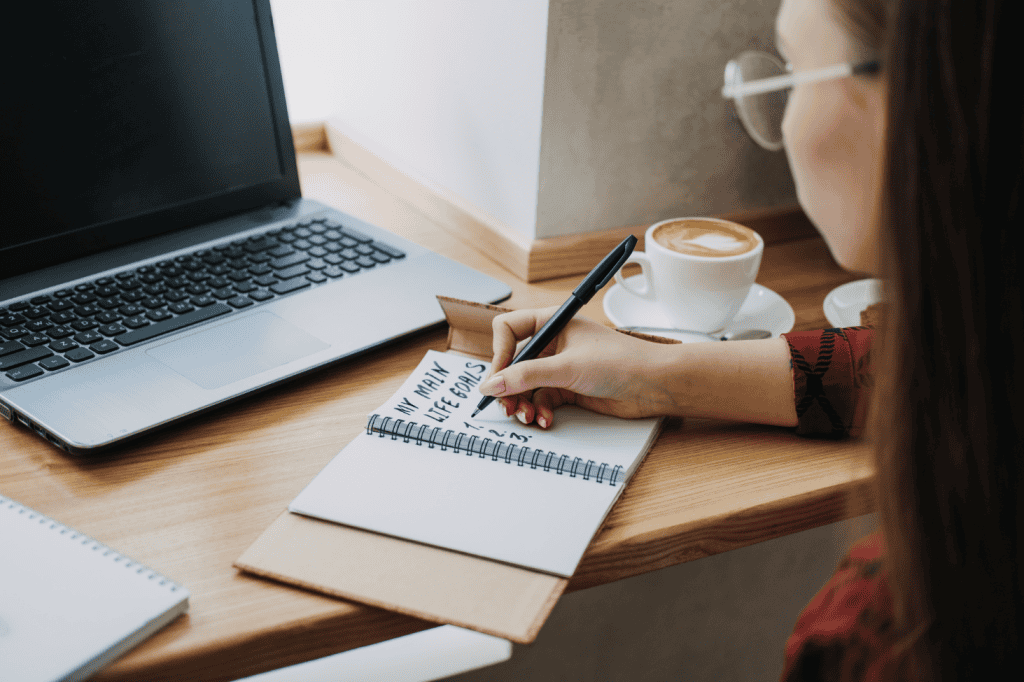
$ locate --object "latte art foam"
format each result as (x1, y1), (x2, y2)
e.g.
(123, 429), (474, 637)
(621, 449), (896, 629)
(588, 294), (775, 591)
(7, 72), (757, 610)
(652, 220), (758, 257)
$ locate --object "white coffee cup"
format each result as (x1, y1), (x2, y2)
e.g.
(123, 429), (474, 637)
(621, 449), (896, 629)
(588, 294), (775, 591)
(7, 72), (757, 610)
(614, 217), (764, 332)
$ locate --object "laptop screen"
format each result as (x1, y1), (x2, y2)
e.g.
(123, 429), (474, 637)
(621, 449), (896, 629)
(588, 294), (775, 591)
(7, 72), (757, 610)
(1, 0), (299, 280)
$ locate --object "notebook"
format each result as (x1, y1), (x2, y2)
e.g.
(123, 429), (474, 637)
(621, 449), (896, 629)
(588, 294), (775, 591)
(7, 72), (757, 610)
(289, 348), (662, 576)
(0, 495), (190, 682)
(0, 0), (511, 455)
(236, 297), (669, 642)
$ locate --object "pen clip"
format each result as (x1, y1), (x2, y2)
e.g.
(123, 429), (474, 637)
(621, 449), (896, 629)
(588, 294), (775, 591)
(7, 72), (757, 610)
(593, 239), (636, 291)
(572, 236), (637, 302)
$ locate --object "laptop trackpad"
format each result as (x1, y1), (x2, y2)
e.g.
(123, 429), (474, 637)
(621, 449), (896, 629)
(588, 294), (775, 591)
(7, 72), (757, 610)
(147, 312), (329, 390)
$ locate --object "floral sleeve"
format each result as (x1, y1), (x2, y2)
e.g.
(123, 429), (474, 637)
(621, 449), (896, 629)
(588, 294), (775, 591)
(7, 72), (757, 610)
(780, 328), (875, 438)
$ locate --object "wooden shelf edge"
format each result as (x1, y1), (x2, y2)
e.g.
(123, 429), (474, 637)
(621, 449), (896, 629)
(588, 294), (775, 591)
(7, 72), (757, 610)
(291, 121), (328, 154)
(567, 474), (876, 593)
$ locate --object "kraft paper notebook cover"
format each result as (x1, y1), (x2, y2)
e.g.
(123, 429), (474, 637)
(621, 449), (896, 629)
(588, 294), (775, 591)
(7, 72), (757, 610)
(235, 297), (675, 642)
(0, 495), (189, 682)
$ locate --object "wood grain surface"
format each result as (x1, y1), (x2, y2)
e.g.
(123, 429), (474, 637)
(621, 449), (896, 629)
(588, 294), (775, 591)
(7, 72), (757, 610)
(0, 149), (872, 681)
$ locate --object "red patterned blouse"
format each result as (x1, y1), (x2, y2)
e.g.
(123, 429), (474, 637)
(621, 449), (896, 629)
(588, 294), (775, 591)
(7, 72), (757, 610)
(781, 327), (876, 439)
(779, 532), (896, 681)
(778, 327), (894, 680)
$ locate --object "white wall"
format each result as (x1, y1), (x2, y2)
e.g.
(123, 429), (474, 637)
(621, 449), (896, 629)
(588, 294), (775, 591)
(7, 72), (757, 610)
(270, 0), (549, 240)
(270, 0), (796, 243)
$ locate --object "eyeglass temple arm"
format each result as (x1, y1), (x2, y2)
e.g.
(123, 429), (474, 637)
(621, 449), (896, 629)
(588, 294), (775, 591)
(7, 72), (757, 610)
(721, 60), (880, 99)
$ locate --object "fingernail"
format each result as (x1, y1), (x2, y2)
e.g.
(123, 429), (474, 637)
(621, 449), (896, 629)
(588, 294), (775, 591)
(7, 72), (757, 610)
(516, 408), (528, 424)
(537, 415), (548, 429)
(479, 375), (505, 395)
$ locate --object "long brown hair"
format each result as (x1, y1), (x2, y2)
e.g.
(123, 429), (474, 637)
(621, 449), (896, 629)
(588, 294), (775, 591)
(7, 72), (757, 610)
(834, 0), (1024, 678)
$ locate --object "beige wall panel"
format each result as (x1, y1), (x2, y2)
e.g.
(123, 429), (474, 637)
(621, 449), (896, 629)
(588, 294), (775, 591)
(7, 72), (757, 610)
(537, 0), (795, 238)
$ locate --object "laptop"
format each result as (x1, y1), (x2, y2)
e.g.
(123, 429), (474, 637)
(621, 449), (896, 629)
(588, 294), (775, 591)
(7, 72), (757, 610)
(0, 0), (511, 455)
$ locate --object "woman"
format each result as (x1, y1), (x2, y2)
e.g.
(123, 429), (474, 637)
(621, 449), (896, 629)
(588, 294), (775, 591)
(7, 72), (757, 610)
(480, 0), (1023, 678)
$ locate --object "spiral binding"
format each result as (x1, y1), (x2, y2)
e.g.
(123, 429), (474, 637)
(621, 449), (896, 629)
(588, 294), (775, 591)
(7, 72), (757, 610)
(0, 495), (185, 591)
(366, 414), (624, 486)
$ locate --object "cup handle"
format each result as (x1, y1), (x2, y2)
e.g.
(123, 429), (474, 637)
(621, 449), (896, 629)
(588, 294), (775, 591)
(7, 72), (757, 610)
(614, 252), (656, 300)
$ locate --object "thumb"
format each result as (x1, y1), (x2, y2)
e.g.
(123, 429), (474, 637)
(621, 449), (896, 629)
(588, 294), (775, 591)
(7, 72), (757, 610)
(478, 354), (579, 397)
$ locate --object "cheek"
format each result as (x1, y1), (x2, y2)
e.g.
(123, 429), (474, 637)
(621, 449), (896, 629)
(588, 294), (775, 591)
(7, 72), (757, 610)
(782, 85), (881, 273)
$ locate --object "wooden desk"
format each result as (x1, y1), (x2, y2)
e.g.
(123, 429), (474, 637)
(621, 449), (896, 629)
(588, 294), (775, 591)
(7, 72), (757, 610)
(0, 151), (873, 682)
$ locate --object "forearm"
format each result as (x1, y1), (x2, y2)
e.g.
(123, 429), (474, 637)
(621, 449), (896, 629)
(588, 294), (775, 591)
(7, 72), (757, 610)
(650, 337), (798, 426)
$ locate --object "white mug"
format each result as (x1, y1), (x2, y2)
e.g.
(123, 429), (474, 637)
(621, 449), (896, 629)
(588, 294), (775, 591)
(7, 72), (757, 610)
(614, 217), (764, 332)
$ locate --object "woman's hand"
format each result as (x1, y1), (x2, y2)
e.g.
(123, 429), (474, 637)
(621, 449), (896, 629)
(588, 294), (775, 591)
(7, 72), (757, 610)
(478, 307), (678, 428)
(478, 307), (799, 430)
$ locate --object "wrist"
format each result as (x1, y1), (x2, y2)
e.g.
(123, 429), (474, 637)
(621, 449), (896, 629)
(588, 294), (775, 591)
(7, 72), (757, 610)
(652, 337), (798, 426)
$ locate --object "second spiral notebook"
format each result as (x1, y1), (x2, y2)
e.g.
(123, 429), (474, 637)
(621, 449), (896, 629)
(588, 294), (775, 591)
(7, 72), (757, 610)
(287, 349), (662, 577)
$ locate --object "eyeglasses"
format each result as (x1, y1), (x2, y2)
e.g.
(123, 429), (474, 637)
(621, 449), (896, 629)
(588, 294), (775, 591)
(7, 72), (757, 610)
(722, 50), (881, 151)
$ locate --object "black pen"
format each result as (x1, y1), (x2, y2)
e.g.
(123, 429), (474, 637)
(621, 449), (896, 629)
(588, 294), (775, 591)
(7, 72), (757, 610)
(471, 235), (638, 418)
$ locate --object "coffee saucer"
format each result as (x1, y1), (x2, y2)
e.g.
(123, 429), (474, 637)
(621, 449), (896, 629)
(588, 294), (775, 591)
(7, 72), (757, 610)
(603, 276), (795, 343)
(823, 278), (881, 328)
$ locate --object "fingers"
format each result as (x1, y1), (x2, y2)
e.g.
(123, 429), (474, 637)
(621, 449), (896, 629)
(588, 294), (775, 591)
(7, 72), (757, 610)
(480, 352), (579, 398)
(532, 387), (573, 428)
(489, 307), (560, 373)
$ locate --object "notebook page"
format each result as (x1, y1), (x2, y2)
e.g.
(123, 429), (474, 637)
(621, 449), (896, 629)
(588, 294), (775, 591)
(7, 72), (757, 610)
(0, 496), (189, 682)
(289, 350), (661, 576)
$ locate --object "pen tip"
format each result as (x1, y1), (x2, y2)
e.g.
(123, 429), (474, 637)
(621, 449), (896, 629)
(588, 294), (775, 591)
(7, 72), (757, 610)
(471, 409), (480, 418)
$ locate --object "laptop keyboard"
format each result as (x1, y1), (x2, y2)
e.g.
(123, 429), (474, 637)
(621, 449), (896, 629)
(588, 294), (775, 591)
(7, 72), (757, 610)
(0, 217), (405, 383)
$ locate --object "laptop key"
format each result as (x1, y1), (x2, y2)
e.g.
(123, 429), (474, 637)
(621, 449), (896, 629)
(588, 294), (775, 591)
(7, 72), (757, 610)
(47, 326), (75, 339)
(249, 263), (273, 276)
(6, 364), (44, 382)
(270, 277), (312, 295)
(275, 264), (309, 280)
(168, 302), (195, 315)
(0, 346), (53, 371)
(117, 303), (232, 346)
(123, 316), (150, 329)
(2, 327), (29, 339)
(227, 296), (254, 309)
(75, 331), (104, 345)
(91, 340), (119, 354)
(248, 289), (274, 302)
(339, 226), (374, 243)
(373, 243), (406, 259)
(40, 356), (71, 370)
(21, 333), (51, 347)
(65, 347), (95, 363)
(244, 236), (277, 253)
(49, 339), (78, 352)
(98, 323), (126, 337)
(95, 312), (121, 324)
(0, 340), (27, 357)
(146, 309), (173, 322)
(0, 314), (26, 327)
(270, 252), (309, 269)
